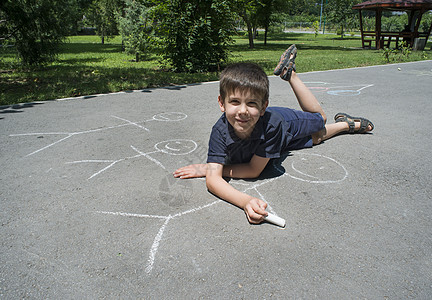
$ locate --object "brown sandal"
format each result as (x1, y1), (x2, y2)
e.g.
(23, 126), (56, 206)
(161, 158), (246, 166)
(273, 44), (297, 81)
(334, 113), (374, 133)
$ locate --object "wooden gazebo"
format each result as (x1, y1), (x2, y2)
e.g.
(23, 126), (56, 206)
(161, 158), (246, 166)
(353, 0), (432, 50)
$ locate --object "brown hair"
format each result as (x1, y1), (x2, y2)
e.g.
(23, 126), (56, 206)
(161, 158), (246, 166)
(219, 63), (269, 105)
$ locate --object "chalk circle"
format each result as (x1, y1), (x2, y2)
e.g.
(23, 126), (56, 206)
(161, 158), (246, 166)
(153, 112), (187, 122)
(285, 153), (348, 184)
(159, 174), (193, 208)
(155, 139), (197, 155)
(327, 90), (360, 96)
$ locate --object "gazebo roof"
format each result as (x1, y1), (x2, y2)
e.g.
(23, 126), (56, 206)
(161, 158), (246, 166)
(353, 0), (432, 10)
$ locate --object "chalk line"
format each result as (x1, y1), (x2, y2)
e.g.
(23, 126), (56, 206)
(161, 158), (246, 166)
(285, 153), (348, 184)
(111, 115), (150, 131)
(131, 145), (166, 170)
(96, 199), (221, 274)
(9, 112), (187, 157)
(96, 211), (168, 220)
(146, 217), (172, 274)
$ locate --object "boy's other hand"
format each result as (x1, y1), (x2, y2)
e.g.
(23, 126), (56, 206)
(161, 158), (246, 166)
(244, 198), (268, 224)
(173, 164), (207, 179)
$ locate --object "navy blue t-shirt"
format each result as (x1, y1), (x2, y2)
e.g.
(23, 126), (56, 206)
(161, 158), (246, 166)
(207, 107), (324, 165)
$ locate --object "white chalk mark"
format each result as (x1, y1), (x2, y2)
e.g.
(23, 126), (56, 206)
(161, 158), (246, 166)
(88, 161), (119, 179)
(243, 176), (282, 193)
(9, 132), (70, 136)
(96, 211), (168, 220)
(285, 153), (348, 184)
(165, 144), (180, 152)
(96, 199), (222, 274)
(357, 84), (374, 91)
(173, 200), (222, 218)
(65, 145), (165, 179)
(146, 216), (172, 273)
(130, 145), (166, 170)
(111, 115), (150, 131)
(66, 159), (114, 164)
(152, 112), (187, 122)
(254, 187), (275, 215)
(154, 139), (197, 155)
(25, 135), (73, 157)
(304, 82), (374, 96)
(291, 160), (320, 179)
(10, 112), (188, 157)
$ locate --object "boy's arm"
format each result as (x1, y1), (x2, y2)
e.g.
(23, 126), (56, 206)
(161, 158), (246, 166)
(206, 162), (268, 223)
(173, 155), (270, 179)
(222, 155), (270, 179)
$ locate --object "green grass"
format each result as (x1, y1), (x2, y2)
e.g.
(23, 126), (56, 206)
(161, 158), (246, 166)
(1, 33), (431, 105)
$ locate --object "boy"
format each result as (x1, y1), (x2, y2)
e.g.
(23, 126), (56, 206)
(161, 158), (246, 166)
(173, 45), (373, 224)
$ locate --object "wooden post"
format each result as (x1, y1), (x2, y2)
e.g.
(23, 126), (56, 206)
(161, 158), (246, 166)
(376, 8), (382, 49)
(358, 10), (365, 48)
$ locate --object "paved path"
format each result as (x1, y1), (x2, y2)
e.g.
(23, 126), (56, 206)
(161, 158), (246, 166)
(1, 61), (431, 298)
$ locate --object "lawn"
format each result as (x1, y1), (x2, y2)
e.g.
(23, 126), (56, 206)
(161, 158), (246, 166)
(1, 32), (431, 105)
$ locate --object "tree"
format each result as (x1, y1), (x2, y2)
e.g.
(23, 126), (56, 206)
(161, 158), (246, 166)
(255, 0), (292, 45)
(154, 0), (235, 72)
(325, 0), (361, 37)
(84, 0), (123, 44)
(0, 0), (78, 65)
(231, 0), (261, 49)
(118, 0), (154, 62)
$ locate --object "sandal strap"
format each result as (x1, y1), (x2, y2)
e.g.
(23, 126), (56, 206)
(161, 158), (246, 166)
(358, 118), (368, 133)
(347, 118), (355, 133)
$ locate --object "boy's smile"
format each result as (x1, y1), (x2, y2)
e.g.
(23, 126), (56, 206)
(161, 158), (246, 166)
(218, 89), (268, 139)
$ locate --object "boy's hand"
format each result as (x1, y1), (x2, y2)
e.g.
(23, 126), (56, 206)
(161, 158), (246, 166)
(173, 164), (207, 179)
(244, 198), (268, 224)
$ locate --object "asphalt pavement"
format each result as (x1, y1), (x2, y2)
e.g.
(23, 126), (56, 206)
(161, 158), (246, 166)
(1, 60), (431, 299)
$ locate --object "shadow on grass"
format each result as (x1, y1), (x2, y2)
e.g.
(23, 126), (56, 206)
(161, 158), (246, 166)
(60, 42), (123, 54)
(229, 42), (361, 53)
(0, 63), (216, 105)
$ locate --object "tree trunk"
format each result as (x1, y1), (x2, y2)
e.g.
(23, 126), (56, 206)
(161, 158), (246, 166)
(247, 25), (254, 49)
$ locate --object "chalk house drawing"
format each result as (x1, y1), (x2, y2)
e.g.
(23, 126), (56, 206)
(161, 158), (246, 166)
(10, 110), (348, 274)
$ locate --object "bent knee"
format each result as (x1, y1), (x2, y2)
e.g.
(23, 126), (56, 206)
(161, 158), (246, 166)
(321, 112), (327, 124)
(312, 128), (326, 145)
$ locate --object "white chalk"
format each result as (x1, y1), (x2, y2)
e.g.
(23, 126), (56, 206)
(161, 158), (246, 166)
(264, 213), (286, 228)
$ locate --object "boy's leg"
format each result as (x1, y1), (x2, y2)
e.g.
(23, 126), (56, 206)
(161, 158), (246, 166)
(312, 123), (347, 144)
(275, 45), (373, 145)
(312, 120), (373, 144)
(287, 71), (373, 144)
(288, 71), (327, 123)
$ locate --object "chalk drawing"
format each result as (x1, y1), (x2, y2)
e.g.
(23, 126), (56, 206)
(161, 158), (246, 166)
(66, 140), (197, 180)
(9, 112), (187, 157)
(284, 153), (348, 184)
(305, 82), (374, 96)
(155, 139), (197, 155)
(96, 151), (348, 274)
(9, 109), (349, 275)
(96, 199), (222, 274)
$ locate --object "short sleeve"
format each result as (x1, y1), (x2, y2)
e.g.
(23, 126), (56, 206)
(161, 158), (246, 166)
(207, 125), (227, 164)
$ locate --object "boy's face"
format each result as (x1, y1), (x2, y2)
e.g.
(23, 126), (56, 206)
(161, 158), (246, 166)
(218, 89), (268, 139)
